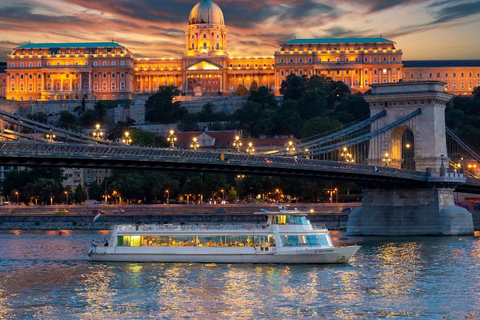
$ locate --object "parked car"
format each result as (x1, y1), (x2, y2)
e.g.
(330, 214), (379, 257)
(215, 208), (228, 213)
(113, 208), (125, 213)
(341, 207), (352, 213)
(55, 208), (69, 214)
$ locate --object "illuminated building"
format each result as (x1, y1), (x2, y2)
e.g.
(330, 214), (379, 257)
(403, 60), (480, 96)
(1, 0), (479, 101)
(275, 38), (403, 93)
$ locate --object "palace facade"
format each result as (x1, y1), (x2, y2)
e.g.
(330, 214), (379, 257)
(1, 0), (479, 102)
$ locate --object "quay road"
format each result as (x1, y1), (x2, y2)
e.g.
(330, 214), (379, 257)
(0, 203), (359, 215)
(0, 203), (358, 231)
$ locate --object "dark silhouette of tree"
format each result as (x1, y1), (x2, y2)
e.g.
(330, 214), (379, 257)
(145, 85), (187, 123)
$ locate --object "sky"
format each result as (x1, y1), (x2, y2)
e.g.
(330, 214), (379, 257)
(0, 0), (480, 61)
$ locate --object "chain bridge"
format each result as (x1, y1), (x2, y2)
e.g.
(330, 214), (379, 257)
(1, 81), (479, 236)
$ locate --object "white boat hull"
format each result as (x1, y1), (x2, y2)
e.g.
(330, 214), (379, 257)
(89, 246), (360, 264)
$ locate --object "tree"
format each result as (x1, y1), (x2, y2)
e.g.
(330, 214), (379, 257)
(235, 84), (248, 96)
(248, 86), (277, 109)
(473, 86), (480, 98)
(145, 85), (187, 123)
(27, 112), (48, 124)
(280, 74), (307, 100)
(301, 117), (343, 138)
(87, 181), (104, 200)
(58, 110), (78, 129)
(74, 184), (88, 204)
(249, 80), (259, 92)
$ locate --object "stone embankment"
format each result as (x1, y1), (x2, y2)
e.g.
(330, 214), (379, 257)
(0, 203), (357, 230)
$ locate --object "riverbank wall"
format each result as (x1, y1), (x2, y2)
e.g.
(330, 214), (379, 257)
(0, 213), (349, 230)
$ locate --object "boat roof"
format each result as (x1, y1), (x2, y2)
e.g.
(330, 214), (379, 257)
(254, 211), (308, 216)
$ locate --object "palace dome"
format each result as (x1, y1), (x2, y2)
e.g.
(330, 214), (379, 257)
(189, 0), (224, 26)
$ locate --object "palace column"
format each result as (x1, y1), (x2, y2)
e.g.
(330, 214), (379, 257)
(148, 75), (151, 92)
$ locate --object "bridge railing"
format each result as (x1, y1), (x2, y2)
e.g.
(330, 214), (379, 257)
(0, 141), (429, 180)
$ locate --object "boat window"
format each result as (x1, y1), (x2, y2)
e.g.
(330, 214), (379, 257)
(278, 215), (309, 225)
(116, 235), (271, 248)
(117, 236), (141, 246)
(280, 235), (328, 247)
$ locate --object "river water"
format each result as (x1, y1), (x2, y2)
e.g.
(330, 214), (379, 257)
(1, 230), (480, 319)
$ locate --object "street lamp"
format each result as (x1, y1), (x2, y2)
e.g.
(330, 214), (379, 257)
(15, 191), (19, 205)
(45, 133), (56, 142)
(167, 129), (177, 148)
(50, 196), (54, 206)
(327, 189), (336, 204)
(246, 142), (255, 154)
(122, 131), (132, 145)
(191, 137), (199, 150)
(286, 141), (296, 155)
(382, 152), (391, 167)
(220, 189), (225, 202)
(92, 124), (104, 139)
(64, 191), (68, 205)
(341, 147), (354, 163)
(232, 135), (242, 153)
(165, 189), (169, 204)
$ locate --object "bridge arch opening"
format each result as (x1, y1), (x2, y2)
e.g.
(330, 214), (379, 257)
(390, 126), (415, 170)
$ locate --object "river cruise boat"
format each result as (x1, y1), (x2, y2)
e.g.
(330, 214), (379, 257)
(88, 209), (360, 264)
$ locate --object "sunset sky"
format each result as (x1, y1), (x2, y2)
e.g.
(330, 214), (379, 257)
(1, 0), (479, 60)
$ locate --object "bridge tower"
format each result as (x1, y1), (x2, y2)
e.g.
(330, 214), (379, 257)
(347, 81), (473, 236)
(366, 81), (450, 171)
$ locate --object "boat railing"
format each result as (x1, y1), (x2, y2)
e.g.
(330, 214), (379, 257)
(115, 223), (329, 232)
(116, 224), (269, 232)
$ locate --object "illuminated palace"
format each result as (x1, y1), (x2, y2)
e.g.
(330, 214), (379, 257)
(1, 0), (479, 101)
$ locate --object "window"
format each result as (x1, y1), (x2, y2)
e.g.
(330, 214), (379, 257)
(461, 82), (464, 89)
(112, 61), (116, 66)
(94, 61), (98, 66)
(364, 57), (368, 62)
(453, 82), (457, 89)
(392, 57), (396, 62)
(103, 61), (107, 66)
(429, 73), (433, 78)
(410, 73), (414, 78)
(111, 82), (116, 90)
(445, 73), (448, 77)
(112, 73), (116, 78)
(419, 73), (422, 78)
(374, 70), (377, 75)
(120, 61), (125, 66)
(38, 62), (41, 67)
(120, 82), (125, 90)
(383, 57), (386, 62)
(461, 73), (464, 77)
(373, 57), (377, 62)
(103, 73), (107, 78)
(102, 82), (107, 90)
(94, 83), (98, 90)
(453, 73), (456, 77)
(94, 73), (98, 78)
(121, 73), (124, 78)
(289, 58), (293, 63)
(28, 62), (32, 67)
(20, 62), (24, 67)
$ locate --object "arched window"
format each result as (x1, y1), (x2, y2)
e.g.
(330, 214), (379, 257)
(203, 43), (207, 49)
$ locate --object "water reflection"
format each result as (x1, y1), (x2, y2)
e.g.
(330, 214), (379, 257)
(1, 232), (480, 318)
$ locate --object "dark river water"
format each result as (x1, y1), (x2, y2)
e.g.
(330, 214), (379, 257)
(1, 230), (479, 319)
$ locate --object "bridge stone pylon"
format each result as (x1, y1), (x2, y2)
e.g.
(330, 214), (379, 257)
(347, 81), (473, 236)
(364, 81), (452, 173)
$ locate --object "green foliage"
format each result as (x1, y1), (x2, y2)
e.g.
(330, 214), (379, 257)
(446, 96), (480, 151)
(473, 86), (480, 98)
(130, 128), (158, 147)
(248, 86), (277, 109)
(145, 86), (187, 123)
(280, 74), (307, 100)
(27, 112), (48, 123)
(87, 181), (104, 201)
(3, 167), (65, 204)
(74, 184), (88, 204)
(301, 117), (343, 138)
(58, 110), (79, 129)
